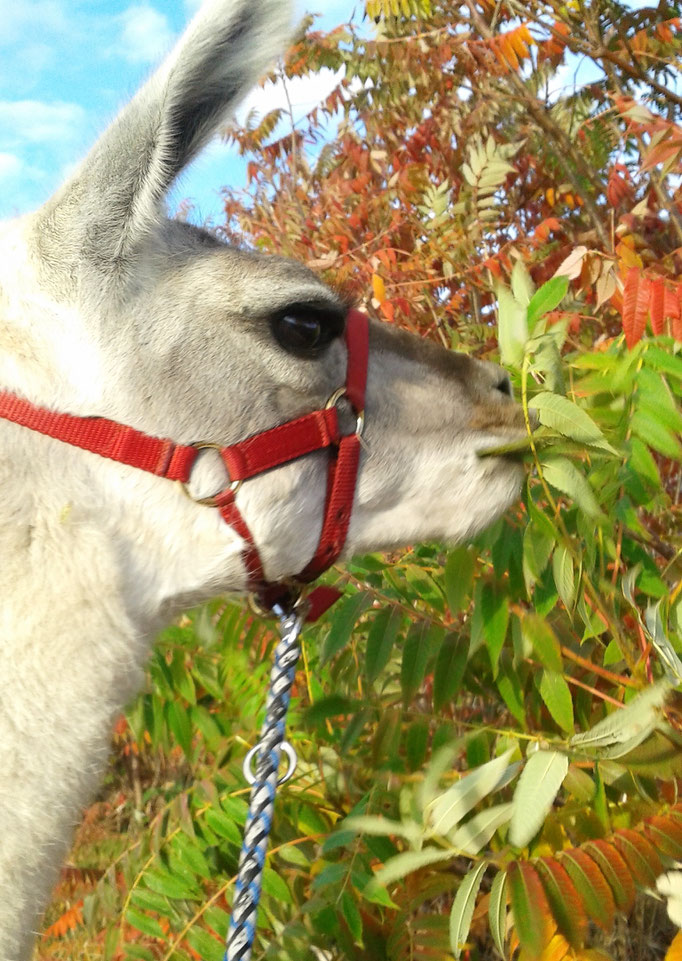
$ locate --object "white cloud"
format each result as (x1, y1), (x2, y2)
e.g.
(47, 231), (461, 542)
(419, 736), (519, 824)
(237, 68), (344, 125)
(118, 4), (175, 64)
(0, 101), (86, 150)
(0, 153), (22, 181)
(183, 0), (204, 13)
(0, 1), (67, 45)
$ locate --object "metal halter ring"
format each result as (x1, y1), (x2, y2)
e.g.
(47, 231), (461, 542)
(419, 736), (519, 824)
(180, 442), (242, 507)
(243, 740), (298, 786)
(325, 387), (365, 438)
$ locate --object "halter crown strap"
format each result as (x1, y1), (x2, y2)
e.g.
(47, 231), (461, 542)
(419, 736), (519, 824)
(0, 309), (370, 619)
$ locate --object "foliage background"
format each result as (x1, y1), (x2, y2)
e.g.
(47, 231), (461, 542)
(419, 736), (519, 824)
(38, 1), (682, 959)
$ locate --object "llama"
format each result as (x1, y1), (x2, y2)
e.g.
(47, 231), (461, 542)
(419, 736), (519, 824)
(0, 2), (526, 958)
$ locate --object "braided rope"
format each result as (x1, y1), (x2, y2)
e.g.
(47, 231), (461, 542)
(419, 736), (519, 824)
(224, 606), (304, 961)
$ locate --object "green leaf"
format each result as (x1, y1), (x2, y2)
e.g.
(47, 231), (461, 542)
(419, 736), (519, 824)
(488, 870), (508, 958)
(345, 815), (421, 843)
(527, 276), (569, 330)
(304, 694), (358, 725)
(341, 890), (363, 944)
(507, 861), (551, 959)
(481, 584), (509, 676)
(262, 866), (294, 903)
(321, 592), (372, 663)
(203, 808), (241, 844)
(401, 621), (437, 705)
(406, 718), (430, 771)
(511, 260), (535, 308)
(125, 908), (166, 940)
(185, 927), (226, 961)
(444, 547), (475, 614)
(166, 702), (193, 757)
(365, 607), (402, 683)
(449, 861), (487, 959)
(450, 802), (514, 856)
(541, 456), (603, 518)
(529, 392), (615, 452)
(570, 680), (672, 752)
(144, 869), (198, 901)
(521, 613), (562, 672)
(552, 545), (576, 610)
(496, 656), (526, 727)
(509, 751), (568, 848)
(373, 847), (455, 886)
(631, 409), (682, 460)
(496, 282), (528, 366)
(427, 749), (514, 836)
(538, 670), (574, 733)
(433, 633), (469, 711)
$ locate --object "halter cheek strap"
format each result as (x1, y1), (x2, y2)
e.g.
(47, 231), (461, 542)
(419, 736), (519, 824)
(0, 309), (370, 620)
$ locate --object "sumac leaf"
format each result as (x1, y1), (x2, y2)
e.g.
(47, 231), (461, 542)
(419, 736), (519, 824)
(507, 860), (554, 959)
(535, 857), (588, 948)
(560, 848), (615, 930)
(449, 861), (487, 959)
(645, 815), (682, 859)
(622, 268), (650, 348)
(582, 839), (636, 913)
(612, 828), (662, 886)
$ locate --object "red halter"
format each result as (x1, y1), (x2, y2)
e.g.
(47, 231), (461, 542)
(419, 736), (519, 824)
(0, 309), (370, 620)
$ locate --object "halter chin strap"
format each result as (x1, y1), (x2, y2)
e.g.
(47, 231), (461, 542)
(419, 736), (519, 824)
(0, 308), (370, 620)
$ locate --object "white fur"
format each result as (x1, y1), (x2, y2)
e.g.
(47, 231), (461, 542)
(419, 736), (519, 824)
(0, 3), (526, 958)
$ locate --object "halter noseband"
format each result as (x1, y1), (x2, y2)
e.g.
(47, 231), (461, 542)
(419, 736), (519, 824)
(0, 308), (370, 619)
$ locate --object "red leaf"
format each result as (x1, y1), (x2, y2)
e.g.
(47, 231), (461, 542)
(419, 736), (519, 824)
(622, 268), (650, 347)
(649, 277), (665, 335)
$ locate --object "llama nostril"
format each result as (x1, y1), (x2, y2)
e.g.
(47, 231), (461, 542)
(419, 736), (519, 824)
(496, 373), (512, 398)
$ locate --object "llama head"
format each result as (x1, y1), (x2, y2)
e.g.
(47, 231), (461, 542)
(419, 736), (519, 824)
(0, 0), (526, 626)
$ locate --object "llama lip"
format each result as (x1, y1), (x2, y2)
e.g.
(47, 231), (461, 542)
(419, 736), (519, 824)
(475, 433), (542, 460)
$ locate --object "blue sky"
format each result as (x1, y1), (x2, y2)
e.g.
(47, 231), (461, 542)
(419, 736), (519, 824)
(0, 1), (357, 223)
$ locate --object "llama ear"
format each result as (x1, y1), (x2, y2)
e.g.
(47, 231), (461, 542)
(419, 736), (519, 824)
(41, 0), (291, 263)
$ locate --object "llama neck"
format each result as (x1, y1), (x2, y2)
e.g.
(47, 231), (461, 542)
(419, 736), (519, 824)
(0, 425), (251, 961)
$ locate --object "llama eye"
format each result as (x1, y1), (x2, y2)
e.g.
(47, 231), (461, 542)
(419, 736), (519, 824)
(273, 311), (339, 357)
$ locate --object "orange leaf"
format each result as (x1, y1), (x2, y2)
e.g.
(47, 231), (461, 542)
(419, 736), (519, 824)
(43, 900), (83, 940)
(613, 828), (663, 885)
(622, 268), (650, 348)
(535, 857), (587, 948)
(559, 849), (615, 931)
(372, 273), (386, 305)
(646, 815), (682, 859)
(665, 930), (682, 961)
(649, 277), (666, 335)
(674, 284), (682, 341)
(508, 861), (555, 960)
(582, 840), (635, 914)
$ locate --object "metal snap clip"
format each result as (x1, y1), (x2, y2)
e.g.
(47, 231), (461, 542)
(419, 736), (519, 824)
(243, 740), (298, 786)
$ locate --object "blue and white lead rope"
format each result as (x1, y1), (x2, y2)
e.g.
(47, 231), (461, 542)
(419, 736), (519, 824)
(224, 604), (304, 961)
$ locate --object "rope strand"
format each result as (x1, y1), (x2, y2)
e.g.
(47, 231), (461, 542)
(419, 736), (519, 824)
(225, 606), (304, 961)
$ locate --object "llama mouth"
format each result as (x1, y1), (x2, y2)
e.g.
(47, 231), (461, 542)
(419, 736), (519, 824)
(475, 432), (548, 461)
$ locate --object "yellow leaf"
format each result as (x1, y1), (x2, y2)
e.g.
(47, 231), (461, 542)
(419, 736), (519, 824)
(616, 242), (643, 270)
(546, 188), (555, 206)
(666, 930), (682, 961)
(538, 932), (571, 961)
(372, 274), (386, 305)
